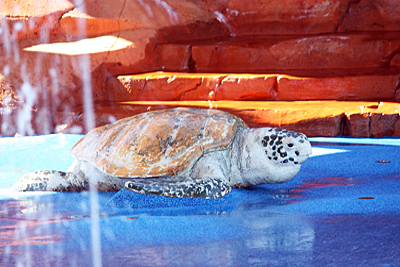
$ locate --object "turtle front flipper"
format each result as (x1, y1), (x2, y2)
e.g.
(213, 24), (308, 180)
(125, 178), (232, 199)
(13, 170), (88, 192)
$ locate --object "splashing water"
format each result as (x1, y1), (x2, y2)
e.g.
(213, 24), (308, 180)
(17, 80), (36, 136)
(72, 1), (102, 266)
(1, 0), (100, 265)
(154, 0), (179, 25)
(214, 11), (235, 36)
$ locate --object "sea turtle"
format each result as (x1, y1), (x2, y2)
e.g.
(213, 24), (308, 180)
(14, 108), (312, 199)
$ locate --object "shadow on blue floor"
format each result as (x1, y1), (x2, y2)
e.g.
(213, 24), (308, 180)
(0, 134), (399, 266)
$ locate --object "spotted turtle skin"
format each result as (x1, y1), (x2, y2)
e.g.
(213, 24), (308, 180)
(261, 128), (309, 165)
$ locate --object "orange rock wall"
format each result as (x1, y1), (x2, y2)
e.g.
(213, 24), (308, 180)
(114, 72), (399, 102)
(1, 0), (400, 136)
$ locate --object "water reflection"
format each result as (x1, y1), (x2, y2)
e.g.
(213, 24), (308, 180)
(244, 214), (314, 252)
(98, 210), (315, 267)
(291, 177), (356, 196)
(240, 210), (314, 266)
(1, 194), (316, 266)
(0, 199), (68, 266)
(4, 186), (400, 266)
(115, 242), (237, 267)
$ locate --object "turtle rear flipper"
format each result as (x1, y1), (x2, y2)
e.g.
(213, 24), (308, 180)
(14, 170), (88, 192)
(125, 178), (231, 199)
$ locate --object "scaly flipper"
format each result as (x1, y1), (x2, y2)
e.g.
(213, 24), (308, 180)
(14, 170), (88, 192)
(125, 178), (231, 199)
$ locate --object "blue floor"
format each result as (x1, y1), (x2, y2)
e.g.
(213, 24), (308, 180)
(0, 134), (399, 266)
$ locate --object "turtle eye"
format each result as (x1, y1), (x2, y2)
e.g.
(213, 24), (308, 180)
(287, 143), (294, 148)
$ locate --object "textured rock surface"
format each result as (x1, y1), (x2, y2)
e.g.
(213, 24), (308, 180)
(115, 71), (400, 102)
(337, 0), (400, 32)
(58, 100), (400, 137)
(201, 0), (350, 36)
(188, 34), (400, 72)
(1, 0), (400, 137)
(0, 0), (80, 44)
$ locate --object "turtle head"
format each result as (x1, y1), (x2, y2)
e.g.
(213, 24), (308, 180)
(261, 128), (312, 166)
(236, 128), (312, 186)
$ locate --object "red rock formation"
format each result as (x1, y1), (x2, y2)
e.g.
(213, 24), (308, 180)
(114, 71), (400, 102)
(1, 0), (400, 137)
(337, 0), (400, 32)
(59, 100), (400, 137)
(200, 0), (350, 36)
(187, 34), (400, 72)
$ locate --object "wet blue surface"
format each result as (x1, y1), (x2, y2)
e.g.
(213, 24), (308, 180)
(0, 134), (399, 266)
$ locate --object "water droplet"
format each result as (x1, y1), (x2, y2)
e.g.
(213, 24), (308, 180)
(13, 22), (23, 32)
(3, 65), (10, 76)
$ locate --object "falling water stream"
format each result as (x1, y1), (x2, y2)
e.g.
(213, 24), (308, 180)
(1, 0), (103, 265)
(72, 1), (102, 266)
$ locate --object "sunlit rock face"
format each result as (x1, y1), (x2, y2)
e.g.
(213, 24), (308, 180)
(1, 0), (400, 137)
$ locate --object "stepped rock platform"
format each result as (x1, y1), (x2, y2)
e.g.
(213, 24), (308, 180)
(59, 99), (400, 137)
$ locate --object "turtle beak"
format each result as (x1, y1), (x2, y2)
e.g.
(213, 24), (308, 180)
(297, 139), (312, 164)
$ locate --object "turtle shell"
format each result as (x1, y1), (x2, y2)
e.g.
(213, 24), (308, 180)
(70, 108), (248, 178)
